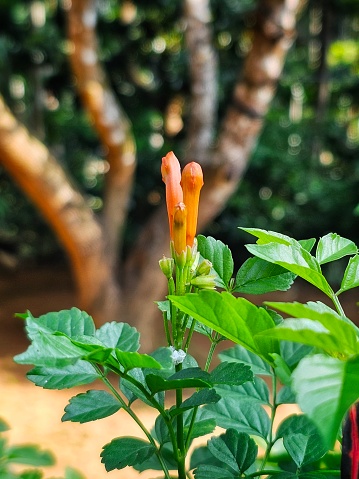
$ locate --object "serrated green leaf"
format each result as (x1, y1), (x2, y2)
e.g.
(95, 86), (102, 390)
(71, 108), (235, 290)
(14, 333), (86, 367)
(276, 414), (322, 440)
(316, 233), (357, 265)
(26, 361), (100, 389)
(339, 254), (359, 294)
(218, 345), (272, 376)
(177, 389), (220, 412)
(245, 242), (332, 296)
(209, 361), (253, 386)
(284, 433), (327, 467)
(7, 445), (54, 466)
(292, 354), (359, 448)
(95, 322), (140, 352)
(234, 257), (295, 294)
(168, 291), (278, 363)
(146, 374), (211, 394)
(280, 341), (313, 370)
(207, 429), (257, 474)
(260, 302), (359, 357)
(277, 385), (296, 404)
(205, 397), (270, 440)
(194, 464), (235, 479)
(115, 350), (162, 371)
(19, 470), (43, 479)
(240, 228), (293, 245)
(62, 390), (121, 423)
(214, 376), (270, 405)
(101, 437), (155, 471)
(25, 308), (95, 340)
(197, 235), (234, 289)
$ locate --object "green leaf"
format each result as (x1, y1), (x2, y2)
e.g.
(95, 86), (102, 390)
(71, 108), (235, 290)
(241, 228), (293, 245)
(209, 361), (253, 386)
(339, 255), (359, 294)
(14, 332), (86, 367)
(95, 322), (140, 352)
(64, 467), (86, 479)
(168, 291), (278, 363)
(7, 445), (54, 466)
(292, 354), (359, 448)
(260, 302), (359, 357)
(214, 377), (270, 406)
(25, 308), (95, 340)
(177, 389), (220, 412)
(145, 374), (211, 394)
(276, 414), (323, 440)
(101, 437), (155, 471)
(26, 361), (100, 389)
(284, 433), (327, 467)
(194, 464), (235, 479)
(62, 390), (121, 423)
(19, 471), (43, 479)
(245, 242), (332, 296)
(234, 257), (295, 294)
(316, 233), (357, 265)
(205, 397), (270, 440)
(280, 341), (313, 370)
(218, 345), (272, 376)
(115, 350), (162, 371)
(197, 235), (234, 289)
(207, 429), (257, 474)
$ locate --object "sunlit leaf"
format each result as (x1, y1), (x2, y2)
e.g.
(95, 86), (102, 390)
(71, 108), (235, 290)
(316, 233), (357, 265)
(292, 354), (359, 448)
(168, 291), (278, 363)
(339, 255), (359, 294)
(197, 235), (234, 289)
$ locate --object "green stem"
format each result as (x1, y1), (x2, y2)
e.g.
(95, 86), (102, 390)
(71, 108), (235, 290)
(331, 292), (346, 317)
(184, 335), (220, 452)
(95, 366), (172, 479)
(175, 363), (186, 479)
(184, 318), (197, 352)
(259, 370), (278, 471)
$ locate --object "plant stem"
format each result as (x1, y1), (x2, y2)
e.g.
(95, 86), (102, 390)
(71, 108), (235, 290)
(331, 292), (346, 317)
(95, 366), (172, 479)
(175, 362), (186, 479)
(259, 370), (278, 471)
(204, 332), (221, 371)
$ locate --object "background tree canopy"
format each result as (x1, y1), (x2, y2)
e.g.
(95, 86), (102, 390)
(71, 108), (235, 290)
(0, 0), (358, 285)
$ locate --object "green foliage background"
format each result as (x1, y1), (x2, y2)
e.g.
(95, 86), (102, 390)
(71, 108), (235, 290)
(0, 0), (358, 262)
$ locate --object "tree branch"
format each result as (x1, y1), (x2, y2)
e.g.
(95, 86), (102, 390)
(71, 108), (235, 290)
(198, 0), (302, 229)
(0, 94), (121, 323)
(183, 0), (218, 164)
(65, 0), (136, 265)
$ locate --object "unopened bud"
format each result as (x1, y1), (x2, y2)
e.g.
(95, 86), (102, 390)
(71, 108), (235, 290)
(196, 259), (212, 276)
(159, 256), (174, 279)
(190, 274), (216, 290)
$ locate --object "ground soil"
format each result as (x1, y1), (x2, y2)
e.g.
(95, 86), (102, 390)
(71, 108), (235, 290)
(1, 262), (358, 478)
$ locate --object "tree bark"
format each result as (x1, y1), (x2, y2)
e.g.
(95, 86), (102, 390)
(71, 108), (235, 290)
(66, 0), (136, 267)
(183, 0), (218, 164)
(0, 94), (121, 323)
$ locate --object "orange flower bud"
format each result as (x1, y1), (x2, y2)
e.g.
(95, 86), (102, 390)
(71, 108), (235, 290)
(161, 152), (183, 239)
(181, 162), (204, 247)
(173, 202), (187, 255)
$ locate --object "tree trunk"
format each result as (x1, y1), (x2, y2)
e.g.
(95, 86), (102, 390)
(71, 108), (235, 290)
(66, 0), (136, 266)
(0, 95), (121, 324)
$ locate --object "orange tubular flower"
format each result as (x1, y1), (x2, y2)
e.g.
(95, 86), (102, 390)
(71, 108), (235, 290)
(173, 202), (187, 255)
(181, 162), (204, 247)
(161, 152), (183, 240)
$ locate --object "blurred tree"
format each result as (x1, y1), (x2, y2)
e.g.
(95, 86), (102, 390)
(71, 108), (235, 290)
(1, 0), (358, 335)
